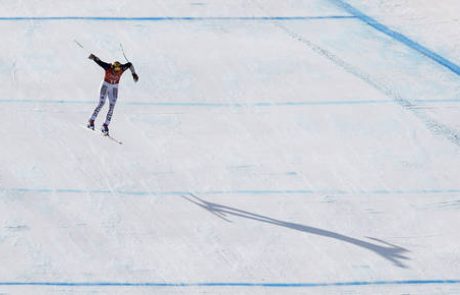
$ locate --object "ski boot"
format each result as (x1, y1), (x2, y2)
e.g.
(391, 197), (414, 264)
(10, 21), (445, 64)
(101, 124), (109, 136)
(87, 119), (95, 130)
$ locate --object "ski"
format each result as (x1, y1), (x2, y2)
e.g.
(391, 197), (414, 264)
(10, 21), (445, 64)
(81, 125), (123, 145)
(103, 133), (123, 145)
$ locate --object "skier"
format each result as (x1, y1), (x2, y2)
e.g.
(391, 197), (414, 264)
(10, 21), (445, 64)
(87, 53), (139, 135)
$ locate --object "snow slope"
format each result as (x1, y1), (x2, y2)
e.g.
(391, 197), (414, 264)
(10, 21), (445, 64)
(0, 0), (459, 294)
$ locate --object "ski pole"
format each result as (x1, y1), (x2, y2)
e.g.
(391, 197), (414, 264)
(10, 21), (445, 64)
(120, 43), (130, 62)
(74, 39), (92, 57)
(74, 39), (85, 49)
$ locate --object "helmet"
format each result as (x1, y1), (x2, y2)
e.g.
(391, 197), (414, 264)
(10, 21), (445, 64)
(112, 61), (122, 72)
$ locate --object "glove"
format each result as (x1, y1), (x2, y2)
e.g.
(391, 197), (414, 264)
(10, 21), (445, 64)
(132, 73), (139, 82)
(88, 54), (97, 60)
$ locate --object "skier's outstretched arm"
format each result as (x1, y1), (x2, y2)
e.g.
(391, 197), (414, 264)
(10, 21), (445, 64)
(88, 54), (111, 70)
(123, 62), (139, 82)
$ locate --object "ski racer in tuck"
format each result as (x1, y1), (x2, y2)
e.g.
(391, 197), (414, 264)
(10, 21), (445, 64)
(87, 54), (139, 135)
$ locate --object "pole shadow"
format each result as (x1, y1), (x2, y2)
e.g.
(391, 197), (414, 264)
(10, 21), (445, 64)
(183, 194), (410, 268)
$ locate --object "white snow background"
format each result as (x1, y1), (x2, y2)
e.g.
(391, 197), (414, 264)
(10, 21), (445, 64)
(0, 0), (459, 294)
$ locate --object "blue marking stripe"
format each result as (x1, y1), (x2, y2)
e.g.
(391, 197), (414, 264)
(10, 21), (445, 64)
(0, 279), (459, 287)
(0, 16), (355, 21)
(329, 0), (460, 76)
(0, 99), (458, 107)
(2, 187), (460, 196)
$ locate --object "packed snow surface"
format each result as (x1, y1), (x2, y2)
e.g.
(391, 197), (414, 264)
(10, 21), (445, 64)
(1, 0), (459, 294)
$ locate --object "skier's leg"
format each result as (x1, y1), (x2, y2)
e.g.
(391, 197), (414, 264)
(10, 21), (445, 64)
(104, 86), (118, 126)
(90, 83), (108, 121)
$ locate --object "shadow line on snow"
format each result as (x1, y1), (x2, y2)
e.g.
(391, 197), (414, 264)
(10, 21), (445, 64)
(183, 194), (410, 268)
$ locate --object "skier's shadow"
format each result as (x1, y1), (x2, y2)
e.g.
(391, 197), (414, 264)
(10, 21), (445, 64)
(183, 194), (410, 268)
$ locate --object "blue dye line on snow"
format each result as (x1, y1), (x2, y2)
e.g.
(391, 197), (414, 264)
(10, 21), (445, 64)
(329, 0), (460, 76)
(0, 279), (459, 288)
(0, 98), (458, 107)
(0, 16), (356, 22)
(2, 187), (460, 196)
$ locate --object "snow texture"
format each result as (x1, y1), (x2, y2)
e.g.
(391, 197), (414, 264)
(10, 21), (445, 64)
(0, 0), (459, 294)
